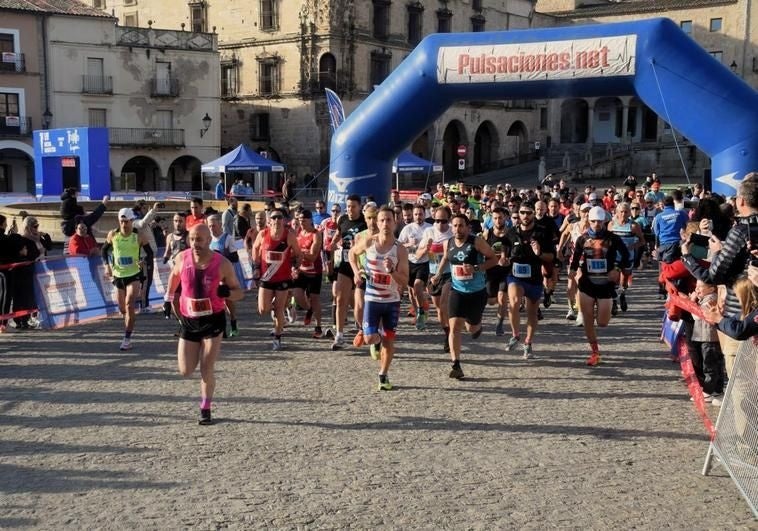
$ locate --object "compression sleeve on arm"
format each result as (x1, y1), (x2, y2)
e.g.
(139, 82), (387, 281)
(101, 241), (112, 263)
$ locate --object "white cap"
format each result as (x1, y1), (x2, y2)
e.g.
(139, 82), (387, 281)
(118, 207), (135, 220)
(589, 192), (598, 201)
(613, 193), (622, 201)
(364, 201), (378, 210)
(419, 193), (432, 201)
(580, 202), (592, 211)
(589, 206), (607, 221)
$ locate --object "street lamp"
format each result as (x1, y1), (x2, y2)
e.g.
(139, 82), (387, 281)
(200, 113), (212, 137)
(42, 108), (53, 129)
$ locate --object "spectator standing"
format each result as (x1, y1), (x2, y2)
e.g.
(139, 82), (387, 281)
(282, 173), (296, 202)
(215, 177), (226, 200)
(221, 196), (238, 237)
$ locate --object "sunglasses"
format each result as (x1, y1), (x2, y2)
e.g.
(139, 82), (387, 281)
(631, 207), (640, 210)
(434, 219), (449, 224)
(270, 215), (283, 220)
(331, 209), (340, 213)
(519, 210), (534, 215)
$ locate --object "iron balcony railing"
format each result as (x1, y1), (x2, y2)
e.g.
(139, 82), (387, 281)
(150, 77), (180, 97)
(108, 127), (184, 147)
(0, 115), (32, 137)
(82, 75), (113, 94)
(0, 52), (25, 73)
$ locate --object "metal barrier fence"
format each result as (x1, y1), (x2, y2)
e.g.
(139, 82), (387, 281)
(703, 339), (758, 517)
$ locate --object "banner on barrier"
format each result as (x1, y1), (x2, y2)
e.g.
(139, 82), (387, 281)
(34, 245), (255, 329)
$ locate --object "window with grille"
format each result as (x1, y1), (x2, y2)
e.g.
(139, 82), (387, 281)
(190, 4), (207, 32)
(370, 51), (391, 88)
(407, 3), (423, 46)
(222, 63), (239, 97)
(259, 61), (279, 95)
(249, 113), (270, 140)
(88, 108), (107, 127)
(261, 0), (279, 31)
(0, 93), (19, 116)
(373, 0), (391, 40)
(471, 15), (485, 32)
(0, 34), (14, 54)
(124, 12), (138, 26)
(437, 9), (452, 33)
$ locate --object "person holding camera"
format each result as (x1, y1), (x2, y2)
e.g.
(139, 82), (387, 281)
(682, 173), (758, 379)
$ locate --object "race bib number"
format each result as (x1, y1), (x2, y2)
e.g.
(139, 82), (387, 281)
(342, 249), (350, 262)
(372, 272), (392, 286)
(429, 254), (440, 274)
(334, 249), (342, 267)
(587, 258), (608, 274)
(452, 265), (473, 281)
(117, 256), (134, 266)
(187, 297), (212, 317)
(266, 250), (284, 263)
(513, 263), (531, 279)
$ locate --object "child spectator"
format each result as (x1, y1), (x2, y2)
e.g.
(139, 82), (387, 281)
(688, 280), (725, 402)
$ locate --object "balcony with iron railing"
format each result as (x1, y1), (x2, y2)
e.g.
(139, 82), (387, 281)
(82, 75), (113, 95)
(116, 26), (216, 51)
(150, 77), (180, 97)
(0, 115), (32, 137)
(0, 52), (26, 73)
(108, 127), (184, 147)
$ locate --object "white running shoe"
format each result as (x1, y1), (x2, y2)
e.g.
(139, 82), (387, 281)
(575, 311), (584, 327)
(119, 337), (132, 351)
(272, 338), (282, 351)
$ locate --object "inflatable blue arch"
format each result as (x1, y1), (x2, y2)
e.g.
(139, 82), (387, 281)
(328, 17), (758, 206)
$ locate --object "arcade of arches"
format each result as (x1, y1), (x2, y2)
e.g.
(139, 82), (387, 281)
(559, 97), (659, 144)
(0, 145), (33, 193)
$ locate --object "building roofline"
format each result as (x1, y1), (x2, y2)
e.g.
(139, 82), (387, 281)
(543, 0), (738, 19)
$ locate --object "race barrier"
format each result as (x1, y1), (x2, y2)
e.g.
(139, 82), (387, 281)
(663, 286), (757, 517)
(26, 245), (254, 330)
(703, 340), (758, 518)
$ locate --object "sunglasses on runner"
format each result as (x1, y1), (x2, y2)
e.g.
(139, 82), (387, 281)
(519, 210), (534, 215)
(434, 219), (449, 224)
(270, 215), (283, 220)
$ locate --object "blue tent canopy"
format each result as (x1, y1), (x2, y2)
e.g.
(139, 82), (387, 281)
(392, 151), (442, 174)
(201, 144), (286, 173)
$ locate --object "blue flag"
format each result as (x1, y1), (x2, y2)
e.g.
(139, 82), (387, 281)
(325, 88), (346, 132)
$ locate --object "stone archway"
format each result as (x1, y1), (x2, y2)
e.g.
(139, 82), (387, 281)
(120, 156), (161, 192)
(0, 145), (33, 193)
(473, 120), (499, 173)
(560, 99), (589, 143)
(168, 155), (202, 192)
(506, 121), (528, 158)
(442, 120), (467, 178)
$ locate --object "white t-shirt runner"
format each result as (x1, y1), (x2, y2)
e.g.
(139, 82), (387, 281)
(398, 222), (432, 265)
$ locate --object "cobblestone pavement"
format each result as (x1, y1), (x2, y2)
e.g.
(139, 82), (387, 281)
(0, 269), (755, 529)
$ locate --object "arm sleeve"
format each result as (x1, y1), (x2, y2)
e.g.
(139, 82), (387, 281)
(717, 310), (758, 341)
(142, 244), (154, 261)
(101, 241), (112, 263)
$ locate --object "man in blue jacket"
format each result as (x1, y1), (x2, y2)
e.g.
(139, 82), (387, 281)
(652, 195), (689, 263)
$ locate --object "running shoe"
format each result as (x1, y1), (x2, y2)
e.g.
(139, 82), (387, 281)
(285, 306), (296, 324)
(369, 342), (381, 360)
(378, 377), (393, 391)
(407, 306), (416, 318)
(575, 312), (584, 327)
(229, 327), (239, 338)
(415, 312), (427, 331)
(449, 364), (464, 379)
(522, 343), (535, 360)
(312, 326), (323, 339)
(304, 309), (313, 326)
(505, 336), (520, 351)
(272, 338), (282, 351)
(471, 326), (482, 340)
(198, 408), (213, 425)
(353, 330), (364, 347)
(331, 335), (345, 350)
(619, 292), (628, 312)
(711, 396), (723, 407)
(565, 308), (577, 321)
(495, 320), (505, 336)
(119, 337), (132, 351)
(443, 338), (450, 353)
(141, 306), (152, 314)
(611, 300), (619, 316)
(324, 328), (335, 339)
(543, 290), (553, 308)
(586, 350), (601, 366)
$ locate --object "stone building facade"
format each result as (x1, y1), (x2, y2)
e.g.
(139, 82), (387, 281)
(534, 0), (758, 179)
(100, 0), (542, 185)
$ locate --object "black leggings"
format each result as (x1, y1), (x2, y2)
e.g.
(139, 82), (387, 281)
(141, 261), (155, 307)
